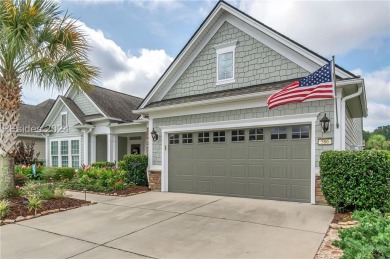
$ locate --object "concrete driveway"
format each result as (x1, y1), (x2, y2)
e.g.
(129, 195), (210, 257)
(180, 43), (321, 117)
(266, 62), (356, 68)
(1, 192), (334, 259)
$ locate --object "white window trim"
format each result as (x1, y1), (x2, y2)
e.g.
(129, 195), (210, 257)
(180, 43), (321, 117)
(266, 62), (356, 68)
(61, 112), (68, 128)
(215, 41), (237, 85)
(49, 137), (81, 168)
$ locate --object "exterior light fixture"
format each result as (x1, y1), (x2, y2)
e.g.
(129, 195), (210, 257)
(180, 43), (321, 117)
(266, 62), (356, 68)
(320, 113), (330, 133)
(151, 128), (158, 142)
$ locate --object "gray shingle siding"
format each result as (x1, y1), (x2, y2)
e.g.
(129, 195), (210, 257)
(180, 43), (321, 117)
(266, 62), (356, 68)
(345, 106), (363, 150)
(73, 92), (101, 116)
(163, 22), (309, 100)
(153, 99), (334, 167)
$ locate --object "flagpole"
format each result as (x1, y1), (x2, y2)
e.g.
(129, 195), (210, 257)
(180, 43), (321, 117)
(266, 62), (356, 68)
(332, 55), (339, 129)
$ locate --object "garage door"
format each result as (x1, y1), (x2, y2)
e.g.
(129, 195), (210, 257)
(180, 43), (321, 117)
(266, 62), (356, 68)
(168, 125), (311, 202)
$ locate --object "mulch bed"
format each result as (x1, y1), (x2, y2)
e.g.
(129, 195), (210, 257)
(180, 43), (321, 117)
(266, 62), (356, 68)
(71, 186), (150, 196)
(332, 212), (352, 223)
(106, 186), (150, 195)
(3, 196), (91, 220)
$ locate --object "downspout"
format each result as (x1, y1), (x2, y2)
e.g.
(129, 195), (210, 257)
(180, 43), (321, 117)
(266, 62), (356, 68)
(340, 85), (363, 150)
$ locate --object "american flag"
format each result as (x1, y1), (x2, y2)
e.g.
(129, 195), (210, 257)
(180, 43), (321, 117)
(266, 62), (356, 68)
(267, 62), (334, 109)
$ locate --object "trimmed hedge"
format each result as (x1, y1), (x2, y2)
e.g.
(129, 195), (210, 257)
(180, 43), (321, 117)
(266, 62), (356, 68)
(42, 167), (75, 181)
(91, 162), (116, 168)
(119, 155), (148, 186)
(320, 150), (390, 212)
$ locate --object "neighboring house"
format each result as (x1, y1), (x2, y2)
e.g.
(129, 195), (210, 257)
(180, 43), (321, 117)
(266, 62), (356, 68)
(19, 99), (55, 162)
(40, 86), (145, 168)
(135, 1), (367, 204)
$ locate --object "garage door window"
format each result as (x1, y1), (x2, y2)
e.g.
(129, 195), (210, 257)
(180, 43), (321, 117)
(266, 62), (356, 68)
(232, 130), (245, 142)
(198, 132), (210, 143)
(169, 134), (180, 144)
(213, 131), (225, 142)
(249, 128), (264, 141)
(292, 126), (310, 139)
(182, 133), (193, 144)
(271, 127), (287, 140)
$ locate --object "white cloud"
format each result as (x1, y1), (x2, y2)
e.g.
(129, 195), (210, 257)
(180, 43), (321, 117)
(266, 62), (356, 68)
(22, 21), (173, 104)
(130, 0), (182, 12)
(364, 103), (390, 132)
(239, 0), (390, 56)
(79, 22), (173, 97)
(351, 67), (390, 131)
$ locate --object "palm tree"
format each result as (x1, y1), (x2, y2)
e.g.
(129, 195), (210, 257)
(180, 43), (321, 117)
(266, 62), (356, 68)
(0, 0), (99, 198)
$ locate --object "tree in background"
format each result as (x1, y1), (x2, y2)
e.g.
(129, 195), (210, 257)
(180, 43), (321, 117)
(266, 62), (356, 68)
(0, 0), (99, 198)
(373, 125), (390, 140)
(366, 134), (390, 150)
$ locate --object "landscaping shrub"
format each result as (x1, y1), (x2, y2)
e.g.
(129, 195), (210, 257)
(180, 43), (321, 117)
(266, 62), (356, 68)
(42, 167), (75, 181)
(334, 209), (390, 258)
(120, 155), (148, 186)
(15, 163), (44, 180)
(91, 162), (116, 168)
(320, 150), (390, 212)
(63, 165), (128, 192)
(0, 200), (10, 219)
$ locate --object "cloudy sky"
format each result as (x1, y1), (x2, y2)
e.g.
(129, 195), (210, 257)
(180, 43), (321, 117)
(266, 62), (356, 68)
(22, 0), (390, 131)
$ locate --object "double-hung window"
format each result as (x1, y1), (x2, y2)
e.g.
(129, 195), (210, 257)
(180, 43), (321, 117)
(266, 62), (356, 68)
(215, 41), (237, 85)
(50, 138), (80, 168)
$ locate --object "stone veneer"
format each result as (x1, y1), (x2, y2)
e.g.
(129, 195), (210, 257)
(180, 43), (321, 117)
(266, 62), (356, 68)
(315, 175), (327, 205)
(148, 170), (161, 191)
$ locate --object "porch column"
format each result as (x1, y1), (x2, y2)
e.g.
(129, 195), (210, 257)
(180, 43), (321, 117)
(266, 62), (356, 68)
(83, 130), (89, 166)
(107, 133), (112, 162)
(107, 133), (118, 163)
(113, 134), (118, 163)
(44, 134), (49, 165)
(90, 134), (96, 163)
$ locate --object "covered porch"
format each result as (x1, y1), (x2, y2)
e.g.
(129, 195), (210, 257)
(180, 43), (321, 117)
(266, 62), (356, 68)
(86, 122), (148, 165)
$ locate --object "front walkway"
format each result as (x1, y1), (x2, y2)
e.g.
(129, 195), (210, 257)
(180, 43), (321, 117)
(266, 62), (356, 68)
(1, 191), (334, 259)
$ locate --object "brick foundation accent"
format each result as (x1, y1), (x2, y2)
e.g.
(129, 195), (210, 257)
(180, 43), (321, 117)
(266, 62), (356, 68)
(148, 170), (161, 191)
(315, 175), (327, 205)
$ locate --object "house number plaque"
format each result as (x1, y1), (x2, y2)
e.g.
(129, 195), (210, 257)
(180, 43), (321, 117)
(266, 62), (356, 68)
(318, 138), (332, 145)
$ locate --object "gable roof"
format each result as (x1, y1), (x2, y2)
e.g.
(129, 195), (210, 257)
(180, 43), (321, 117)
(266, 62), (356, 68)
(138, 0), (357, 109)
(42, 85), (144, 128)
(20, 99), (55, 136)
(84, 86), (143, 122)
(58, 96), (87, 124)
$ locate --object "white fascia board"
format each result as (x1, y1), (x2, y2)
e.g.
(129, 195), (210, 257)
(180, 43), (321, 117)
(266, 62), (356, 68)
(160, 112), (319, 133)
(86, 117), (123, 123)
(110, 124), (147, 135)
(135, 90), (275, 115)
(74, 125), (94, 129)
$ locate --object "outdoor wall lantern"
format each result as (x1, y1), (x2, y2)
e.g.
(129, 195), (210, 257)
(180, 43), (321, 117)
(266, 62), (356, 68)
(320, 113), (330, 133)
(151, 128), (159, 141)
